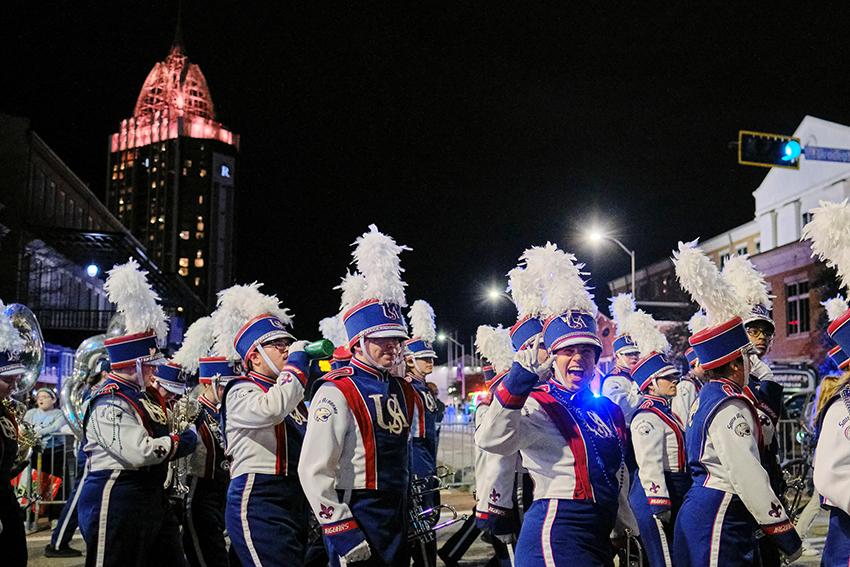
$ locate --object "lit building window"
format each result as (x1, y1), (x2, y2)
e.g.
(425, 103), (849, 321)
(180, 231), (190, 240)
(195, 232), (204, 240)
(194, 258), (204, 268)
(179, 267), (189, 276)
(158, 216), (165, 223)
(150, 216), (157, 224)
(112, 172), (118, 180)
(786, 281), (810, 335)
(152, 181), (157, 188)
(185, 159), (193, 168)
(179, 257), (189, 267)
(196, 250), (203, 258)
(198, 195), (204, 205)
(194, 277), (201, 287)
(199, 168), (207, 178)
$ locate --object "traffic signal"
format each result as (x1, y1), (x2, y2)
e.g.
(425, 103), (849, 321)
(738, 130), (802, 169)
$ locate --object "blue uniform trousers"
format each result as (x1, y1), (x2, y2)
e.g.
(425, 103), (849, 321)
(822, 507), (850, 567)
(78, 468), (186, 567)
(516, 499), (616, 567)
(184, 476), (239, 567)
(327, 489), (409, 567)
(672, 486), (759, 567)
(226, 473), (308, 567)
(50, 454), (86, 549)
(628, 472), (690, 567)
(0, 483), (26, 567)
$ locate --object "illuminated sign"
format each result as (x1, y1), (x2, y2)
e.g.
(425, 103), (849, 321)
(220, 164), (231, 178)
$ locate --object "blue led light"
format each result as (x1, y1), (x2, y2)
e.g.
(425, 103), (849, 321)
(781, 140), (802, 162)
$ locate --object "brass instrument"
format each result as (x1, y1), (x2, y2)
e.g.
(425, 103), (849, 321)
(624, 527), (644, 567)
(1, 304), (45, 472)
(165, 391), (201, 498)
(60, 313), (123, 441)
(408, 465), (468, 544)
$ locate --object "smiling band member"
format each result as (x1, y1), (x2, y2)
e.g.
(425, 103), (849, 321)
(670, 241), (801, 567)
(477, 243), (637, 566)
(212, 283), (312, 567)
(613, 293), (690, 567)
(299, 225), (424, 567)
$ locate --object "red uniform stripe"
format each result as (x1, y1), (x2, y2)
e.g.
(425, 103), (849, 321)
(647, 406), (686, 471)
(530, 391), (594, 501)
(275, 422), (287, 475)
(332, 377), (378, 489)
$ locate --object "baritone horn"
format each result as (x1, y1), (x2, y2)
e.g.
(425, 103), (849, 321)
(408, 465), (467, 543)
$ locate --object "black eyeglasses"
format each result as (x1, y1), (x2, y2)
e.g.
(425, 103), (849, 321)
(262, 339), (292, 352)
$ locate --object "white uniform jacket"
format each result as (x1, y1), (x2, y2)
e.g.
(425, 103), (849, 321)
(814, 388), (850, 515)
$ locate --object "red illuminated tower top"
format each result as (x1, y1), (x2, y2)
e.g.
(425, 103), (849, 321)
(110, 36), (239, 152)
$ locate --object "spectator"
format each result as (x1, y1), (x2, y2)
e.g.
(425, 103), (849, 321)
(24, 387), (67, 522)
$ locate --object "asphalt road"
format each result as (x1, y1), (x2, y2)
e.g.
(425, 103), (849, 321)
(24, 490), (828, 566)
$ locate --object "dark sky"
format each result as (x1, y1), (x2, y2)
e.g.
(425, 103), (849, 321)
(5, 3), (850, 346)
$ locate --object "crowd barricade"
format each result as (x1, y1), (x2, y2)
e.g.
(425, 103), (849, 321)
(13, 432), (79, 532)
(436, 419), (476, 488)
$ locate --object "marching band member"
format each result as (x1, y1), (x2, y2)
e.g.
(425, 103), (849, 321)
(670, 312), (707, 427)
(0, 301), (28, 567)
(77, 260), (197, 567)
(602, 302), (643, 425)
(722, 255), (786, 567)
(212, 282), (312, 567)
(473, 325), (522, 566)
(615, 293), (690, 567)
(405, 300), (441, 567)
(299, 225), (424, 567)
(669, 241), (801, 566)
(477, 243), (637, 566)
(171, 316), (238, 567)
(805, 200), (850, 565)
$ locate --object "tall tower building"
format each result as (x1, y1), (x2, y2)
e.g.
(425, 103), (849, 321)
(106, 34), (239, 307)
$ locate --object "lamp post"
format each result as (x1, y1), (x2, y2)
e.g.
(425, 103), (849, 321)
(438, 331), (467, 403)
(587, 229), (637, 299)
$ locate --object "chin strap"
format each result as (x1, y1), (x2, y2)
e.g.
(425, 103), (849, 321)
(359, 337), (391, 370)
(135, 359), (145, 389)
(255, 343), (282, 376)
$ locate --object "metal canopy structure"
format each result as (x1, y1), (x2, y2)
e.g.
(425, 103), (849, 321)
(29, 225), (206, 313)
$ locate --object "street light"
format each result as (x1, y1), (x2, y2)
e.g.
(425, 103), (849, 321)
(86, 263), (100, 278)
(438, 330), (467, 402)
(485, 286), (512, 303)
(586, 228), (637, 299)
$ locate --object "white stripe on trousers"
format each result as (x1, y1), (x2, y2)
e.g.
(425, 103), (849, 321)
(186, 476), (207, 567)
(709, 493), (733, 567)
(654, 516), (673, 567)
(55, 468), (88, 546)
(95, 470), (121, 567)
(240, 473), (263, 567)
(541, 499), (558, 567)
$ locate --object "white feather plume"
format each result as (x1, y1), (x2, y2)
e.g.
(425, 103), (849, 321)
(0, 300), (25, 355)
(620, 308), (669, 355)
(609, 293), (636, 335)
(172, 316), (214, 372)
(475, 325), (514, 373)
(336, 271), (368, 311)
(688, 311), (709, 334)
(350, 224), (410, 307)
(211, 282), (294, 360)
(802, 200), (850, 292)
(319, 315), (348, 347)
(529, 243), (596, 317)
(104, 259), (168, 342)
(408, 300), (436, 342)
(506, 265), (541, 318)
(721, 255), (772, 310)
(672, 240), (750, 326)
(822, 295), (849, 322)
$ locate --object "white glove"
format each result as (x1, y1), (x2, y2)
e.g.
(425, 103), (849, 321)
(783, 545), (803, 563)
(749, 354), (774, 381)
(343, 539), (371, 563)
(513, 335), (553, 379)
(289, 340), (308, 354)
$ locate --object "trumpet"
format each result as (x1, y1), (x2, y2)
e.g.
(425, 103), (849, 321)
(165, 393), (200, 498)
(408, 465), (468, 543)
(624, 527), (644, 567)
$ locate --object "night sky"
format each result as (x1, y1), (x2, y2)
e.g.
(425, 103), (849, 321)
(5, 3), (850, 347)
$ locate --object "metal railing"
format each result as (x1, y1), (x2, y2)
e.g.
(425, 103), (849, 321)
(436, 421), (476, 488)
(14, 432), (79, 532)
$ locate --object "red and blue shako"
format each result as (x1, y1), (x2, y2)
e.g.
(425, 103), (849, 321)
(542, 310), (602, 355)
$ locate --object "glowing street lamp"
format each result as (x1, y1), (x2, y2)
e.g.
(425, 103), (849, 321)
(86, 263), (100, 278)
(586, 228), (637, 299)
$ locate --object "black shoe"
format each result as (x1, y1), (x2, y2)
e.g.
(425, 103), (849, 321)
(44, 544), (83, 558)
